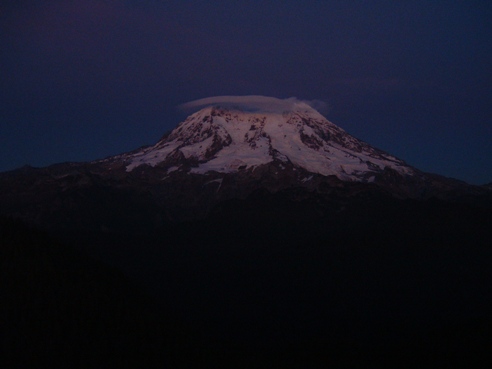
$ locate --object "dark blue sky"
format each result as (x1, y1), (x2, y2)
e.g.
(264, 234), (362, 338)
(1, 0), (491, 184)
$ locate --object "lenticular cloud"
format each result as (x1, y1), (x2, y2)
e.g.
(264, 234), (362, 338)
(179, 95), (326, 114)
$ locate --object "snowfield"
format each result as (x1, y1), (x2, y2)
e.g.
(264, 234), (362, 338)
(124, 99), (414, 182)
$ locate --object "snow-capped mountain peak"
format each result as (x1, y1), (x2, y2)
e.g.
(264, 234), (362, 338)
(124, 100), (414, 182)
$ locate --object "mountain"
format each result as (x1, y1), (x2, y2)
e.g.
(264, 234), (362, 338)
(122, 103), (413, 180)
(1, 101), (489, 231)
(102, 102), (476, 197)
(1, 99), (492, 367)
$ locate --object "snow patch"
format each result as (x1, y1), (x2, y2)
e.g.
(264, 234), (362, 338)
(124, 103), (415, 182)
(204, 178), (224, 192)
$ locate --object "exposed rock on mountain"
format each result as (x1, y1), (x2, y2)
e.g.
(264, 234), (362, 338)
(0, 99), (490, 231)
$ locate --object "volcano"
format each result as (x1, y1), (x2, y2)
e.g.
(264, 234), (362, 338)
(0, 96), (489, 230)
(121, 101), (414, 181)
(1, 97), (491, 368)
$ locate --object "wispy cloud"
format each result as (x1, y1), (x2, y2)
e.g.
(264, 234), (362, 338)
(179, 95), (328, 114)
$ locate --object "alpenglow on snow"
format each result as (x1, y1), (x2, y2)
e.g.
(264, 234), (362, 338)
(122, 96), (414, 182)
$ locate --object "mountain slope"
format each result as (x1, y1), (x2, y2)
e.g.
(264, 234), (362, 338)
(0, 217), (202, 368)
(119, 103), (414, 182)
(0, 100), (490, 230)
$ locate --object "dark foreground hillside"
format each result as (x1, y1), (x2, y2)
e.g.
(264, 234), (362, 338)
(55, 190), (492, 368)
(0, 218), (204, 368)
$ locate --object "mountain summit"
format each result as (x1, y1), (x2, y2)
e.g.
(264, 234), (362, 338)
(122, 102), (414, 182)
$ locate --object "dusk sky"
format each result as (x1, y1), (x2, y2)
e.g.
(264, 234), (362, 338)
(1, 0), (491, 184)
